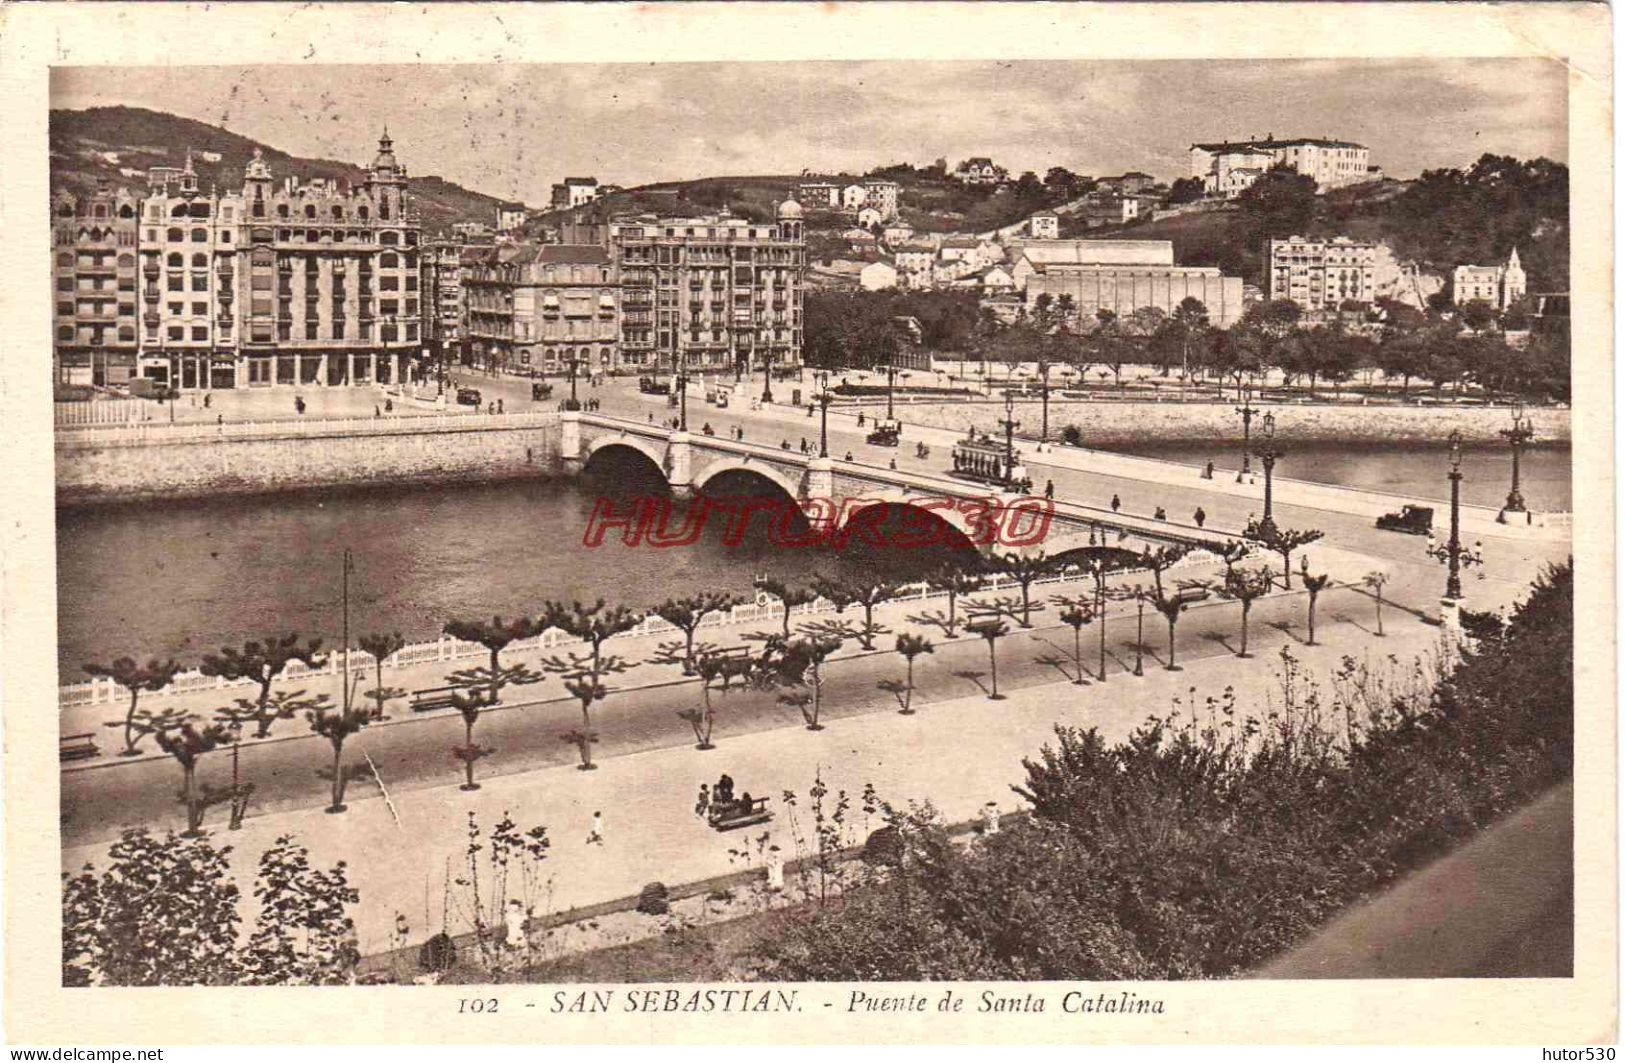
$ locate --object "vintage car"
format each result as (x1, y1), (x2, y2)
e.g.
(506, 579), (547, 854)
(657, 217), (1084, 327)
(866, 418), (902, 447)
(530, 381), (553, 401)
(637, 376), (671, 395)
(455, 387), (483, 407)
(1375, 504), (1434, 536)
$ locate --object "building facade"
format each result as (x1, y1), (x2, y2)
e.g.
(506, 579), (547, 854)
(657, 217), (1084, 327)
(1025, 265), (1246, 328)
(1008, 239), (1175, 290)
(1028, 211), (1059, 239)
(123, 135), (423, 391)
(1191, 137), (1374, 192)
(605, 198), (805, 374)
(1451, 249), (1527, 310)
(462, 243), (619, 374)
(52, 181), (142, 386)
(550, 177), (600, 211)
(1266, 236), (1380, 311)
(862, 178), (900, 220)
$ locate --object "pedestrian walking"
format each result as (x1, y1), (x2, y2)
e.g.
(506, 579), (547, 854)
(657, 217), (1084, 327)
(1205, 460), (1215, 480)
(888, 457), (897, 469)
(374, 404), (381, 418)
(1044, 479), (1054, 499)
(1111, 493), (1121, 513)
(857, 411), (866, 426)
(716, 774), (735, 806)
(695, 783), (711, 820)
(1193, 506), (1206, 528)
(203, 392), (211, 409)
(497, 398), (504, 414)
(586, 810), (605, 845)
(1154, 506), (1167, 521)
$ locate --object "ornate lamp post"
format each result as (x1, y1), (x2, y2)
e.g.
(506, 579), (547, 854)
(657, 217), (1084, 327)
(564, 354), (586, 411)
(881, 363), (898, 421)
(815, 369), (831, 458)
(1235, 386), (1258, 479)
(676, 361), (689, 432)
(997, 391), (1021, 487)
(1038, 359), (1052, 443)
(1253, 411), (1281, 538)
(1426, 430), (1483, 606)
(1498, 399), (1536, 520)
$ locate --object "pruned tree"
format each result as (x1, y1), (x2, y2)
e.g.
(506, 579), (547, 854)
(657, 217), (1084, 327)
(1300, 560), (1333, 646)
(540, 600), (643, 770)
(995, 552), (1054, 627)
(965, 617), (1011, 700)
(762, 623), (851, 731)
(443, 616), (544, 706)
(152, 717), (232, 835)
(1243, 521), (1325, 589)
(880, 633), (935, 715)
(307, 698), (377, 814)
(676, 649), (757, 750)
(652, 592), (740, 674)
(1051, 595), (1095, 685)
(84, 657), (184, 756)
(1138, 544), (1189, 601)
(757, 578), (819, 639)
(1364, 570), (1391, 637)
(1220, 566), (1275, 659)
(357, 631), (408, 721)
(199, 635), (329, 739)
(909, 563), (985, 638)
(449, 688), (495, 792)
(1152, 593), (1188, 671)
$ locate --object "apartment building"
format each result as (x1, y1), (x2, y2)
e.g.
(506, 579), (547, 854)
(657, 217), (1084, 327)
(462, 243), (619, 374)
(1266, 235), (1380, 311)
(605, 197), (805, 374)
(1191, 136), (1375, 192)
(52, 181), (142, 386)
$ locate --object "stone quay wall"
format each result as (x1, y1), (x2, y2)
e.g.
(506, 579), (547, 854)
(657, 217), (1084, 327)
(861, 396), (1572, 446)
(55, 412), (563, 506)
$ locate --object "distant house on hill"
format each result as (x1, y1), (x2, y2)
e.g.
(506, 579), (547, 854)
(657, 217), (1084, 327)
(953, 157), (1004, 185)
(860, 258), (899, 291)
(550, 177), (599, 211)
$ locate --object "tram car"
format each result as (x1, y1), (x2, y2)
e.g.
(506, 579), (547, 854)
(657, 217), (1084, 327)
(949, 432), (1030, 491)
(866, 417), (902, 447)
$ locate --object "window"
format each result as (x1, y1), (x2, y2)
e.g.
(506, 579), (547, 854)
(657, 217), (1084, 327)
(380, 276), (399, 291)
(381, 299), (399, 315)
(191, 228), (207, 242)
(405, 275), (418, 291)
(56, 252), (72, 267)
(193, 275), (208, 292)
(118, 302), (135, 316)
(117, 253), (135, 268)
(220, 230), (232, 243)
(168, 326), (184, 340)
(168, 276), (183, 291)
(57, 325), (73, 341)
(331, 206), (343, 219)
(306, 322), (318, 339)
(192, 302), (208, 315)
(169, 302), (183, 316)
(56, 301), (72, 316)
(358, 206), (369, 220)
(305, 204), (316, 219)
(192, 326), (208, 341)
(278, 205), (290, 219)
(167, 252), (183, 267)
(380, 231), (398, 245)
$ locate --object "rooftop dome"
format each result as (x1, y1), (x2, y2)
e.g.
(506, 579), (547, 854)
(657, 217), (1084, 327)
(777, 196), (804, 220)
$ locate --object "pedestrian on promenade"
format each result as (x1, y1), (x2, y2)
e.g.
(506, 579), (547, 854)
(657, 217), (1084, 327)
(375, 404), (381, 418)
(217, 414), (224, 428)
(1205, 460), (1215, 480)
(889, 458), (897, 470)
(385, 399), (393, 413)
(716, 774), (735, 806)
(765, 845), (785, 893)
(1155, 506), (1167, 521)
(648, 412), (654, 423)
(1044, 479), (1054, 499)
(695, 784), (711, 820)
(782, 439), (792, 451)
(586, 810), (605, 846)
(844, 451), (854, 462)
(1111, 493), (1121, 513)
(1193, 506), (1206, 528)
(857, 411), (865, 426)
(497, 398), (504, 414)
(203, 393), (211, 409)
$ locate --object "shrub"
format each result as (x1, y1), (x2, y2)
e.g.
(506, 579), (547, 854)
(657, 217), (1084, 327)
(637, 881), (670, 915)
(1061, 425), (1082, 446)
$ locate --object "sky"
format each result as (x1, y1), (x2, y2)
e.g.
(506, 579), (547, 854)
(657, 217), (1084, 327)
(51, 59), (1567, 206)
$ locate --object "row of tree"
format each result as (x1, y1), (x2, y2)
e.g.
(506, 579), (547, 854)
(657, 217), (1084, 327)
(86, 520), (1332, 834)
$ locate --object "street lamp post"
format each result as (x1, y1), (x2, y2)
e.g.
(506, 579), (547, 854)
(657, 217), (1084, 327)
(883, 363), (897, 421)
(997, 391), (1021, 487)
(676, 362), (689, 432)
(1038, 360), (1052, 443)
(815, 370), (831, 457)
(761, 348), (775, 405)
(1498, 399), (1536, 520)
(1253, 411), (1281, 538)
(1235, 386), (1257, 479)
(1425, 430), (1482, 604)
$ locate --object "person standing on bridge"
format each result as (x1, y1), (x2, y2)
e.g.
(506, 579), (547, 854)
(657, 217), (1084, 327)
(1111, 493), (1121, 513)
(1044, 479), (1054, 500)
(1194, 506), (1207, 528)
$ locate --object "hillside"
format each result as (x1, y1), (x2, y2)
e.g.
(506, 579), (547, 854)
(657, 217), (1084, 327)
(50, 106), (509, 236)
(1061, 157), (1569, 294)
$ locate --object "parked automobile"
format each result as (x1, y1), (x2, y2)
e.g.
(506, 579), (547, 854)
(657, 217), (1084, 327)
(456, 387), (483, 407)
(1375, 504), (1434, 536)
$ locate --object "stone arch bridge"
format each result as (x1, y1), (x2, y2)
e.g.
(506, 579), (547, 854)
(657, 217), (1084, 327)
(562, 412), (1235, 560)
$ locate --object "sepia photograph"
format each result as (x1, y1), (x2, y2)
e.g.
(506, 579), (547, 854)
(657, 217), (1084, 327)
(2, 1), (1614, 1047)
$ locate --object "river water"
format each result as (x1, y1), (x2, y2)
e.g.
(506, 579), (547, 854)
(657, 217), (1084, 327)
(55, 442), (1571, 673)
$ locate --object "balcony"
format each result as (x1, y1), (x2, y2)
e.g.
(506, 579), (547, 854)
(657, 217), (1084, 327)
(277, 262), (293, 274)
(143, 289), (159, 304)
(142, 262), (159, 278)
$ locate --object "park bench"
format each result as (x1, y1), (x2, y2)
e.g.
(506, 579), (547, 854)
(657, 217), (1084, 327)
(709, 796), (774, 832)
(411, 685), (464, 713)
(59, 732), (98, 762)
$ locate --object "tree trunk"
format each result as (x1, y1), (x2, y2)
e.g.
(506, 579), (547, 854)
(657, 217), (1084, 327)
(329, 740), (346, 812)
(1375, 589), (1385, 637)
(902, 657), (916, 713)
(488, 648), (501, 705)
(1239, 603), (1251, 658)
(987, 641), (1003, 699)
(121, 688), (140, 754)
(182, 763), (201, 834)
(1073, 627), (1085, 684)
(1279, 553), (1293, 589)
(461, 717), (479, 791)
(1166, 617), (1179, 671)
(1307, 598), (1318, 645)
(1097, 587), (1109, 681)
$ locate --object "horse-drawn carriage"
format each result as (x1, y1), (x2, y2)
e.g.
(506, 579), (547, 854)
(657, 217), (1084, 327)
(531, 381), (554, 401)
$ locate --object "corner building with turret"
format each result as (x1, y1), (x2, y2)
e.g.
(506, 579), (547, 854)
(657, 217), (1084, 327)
(133, 132), (422, 390)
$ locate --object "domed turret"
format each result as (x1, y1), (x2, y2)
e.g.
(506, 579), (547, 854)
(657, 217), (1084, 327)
(777, 196), (804, 220)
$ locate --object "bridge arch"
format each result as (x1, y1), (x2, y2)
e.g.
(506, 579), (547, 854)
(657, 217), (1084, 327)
(834, 497), (984, 555)
(582, 434), (668, 480)
(691, 457), (803, 503)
